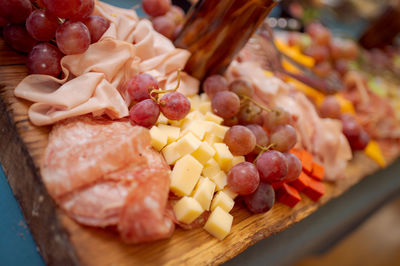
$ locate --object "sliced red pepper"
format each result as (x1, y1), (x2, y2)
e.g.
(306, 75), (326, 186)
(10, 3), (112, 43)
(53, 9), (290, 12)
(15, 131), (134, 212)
(276, 183), (301, 208)
(310, 162), (325, 181)
(301, 150), (313, 173)
(271, 181), (285, 190)
(289, 171), (312, 192)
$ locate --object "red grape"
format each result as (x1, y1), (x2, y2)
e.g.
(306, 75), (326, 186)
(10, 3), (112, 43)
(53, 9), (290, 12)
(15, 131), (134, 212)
(56, 21), (90, 55)
(129, 99), (160, 128)
(83, 16), (110, 43)
(330, 39), (359, 60)
(227, 162), (260, 195)
(340, 114), (369, 150)
(224, 125), (256, 156)
(246, 124), (269, 153)
(69, 0), (94, 21)
(283, 153), (302, 182)
(43, 0), (81, 19)
(159, 92), (191, 120)
(306, 23), (332, 46)
(152, 15), (175, 39)
(243, 182), (275, 213)
(27, 43), (63, 77)
(223, 116), (239, 127)
(26, 10), (59, 41)
(0, 16), (7, 27)
(0, 0), (32, 24)
(211, 91), (240, 119)
(124, 73), (159, 102)
(270, 124), (297, 152)
(312, 61), (332, 78)
(203, 75), (228, 98)
(256, 150), (288, 183)
(334, 59), (349, 77)
(166, 5), (185, 24)
(263, 108), (291, 131)
(319, 96), (341, 119)
(3, 24), (38, 53)
(142, 0), (171, 17)
(237, 103), (264, 125)
(229, 79), (254, 98)
(304, 45), (330, 64)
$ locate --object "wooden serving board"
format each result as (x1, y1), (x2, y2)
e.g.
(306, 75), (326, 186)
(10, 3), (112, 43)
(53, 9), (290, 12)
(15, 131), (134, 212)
(0, 38), (398, 266)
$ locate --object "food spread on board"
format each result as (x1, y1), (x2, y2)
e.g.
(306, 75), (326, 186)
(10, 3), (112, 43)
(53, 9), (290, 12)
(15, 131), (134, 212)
(1, 0), (400, 248)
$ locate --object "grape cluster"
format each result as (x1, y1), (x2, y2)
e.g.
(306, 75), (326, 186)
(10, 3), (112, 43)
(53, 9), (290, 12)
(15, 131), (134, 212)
(125, 72), (191, 128)
(142, 0), (185, 40)
(202, 75), (302, 213)
(0, 0), (110, 77)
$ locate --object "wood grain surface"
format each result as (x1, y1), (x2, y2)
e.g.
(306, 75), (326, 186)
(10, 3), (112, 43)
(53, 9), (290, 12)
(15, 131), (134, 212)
(0, 38), (397, 266)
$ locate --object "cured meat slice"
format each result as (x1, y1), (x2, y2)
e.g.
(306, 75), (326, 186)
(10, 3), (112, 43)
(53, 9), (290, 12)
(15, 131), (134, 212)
(42, 115), (174, 243)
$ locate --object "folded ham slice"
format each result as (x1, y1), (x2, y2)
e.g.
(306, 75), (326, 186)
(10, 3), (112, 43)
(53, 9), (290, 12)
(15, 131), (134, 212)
(14, 1), (199, 126)
(43, 115), (173, 243)
(227, 61), (352, 181)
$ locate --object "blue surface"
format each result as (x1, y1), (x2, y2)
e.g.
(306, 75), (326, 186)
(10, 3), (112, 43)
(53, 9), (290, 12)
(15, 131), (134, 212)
(0, 165), (45, 266)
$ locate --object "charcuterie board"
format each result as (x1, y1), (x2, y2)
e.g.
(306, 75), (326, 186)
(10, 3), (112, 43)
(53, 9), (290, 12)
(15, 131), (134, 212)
(0, 38), (398, 265)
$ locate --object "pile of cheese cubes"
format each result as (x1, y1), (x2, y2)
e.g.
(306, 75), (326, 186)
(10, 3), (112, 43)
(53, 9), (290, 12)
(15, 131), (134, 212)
(149, 94), (244, 240)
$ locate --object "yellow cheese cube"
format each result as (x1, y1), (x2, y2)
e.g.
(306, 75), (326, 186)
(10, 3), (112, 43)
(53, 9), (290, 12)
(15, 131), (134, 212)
(185, 110), (204, 121)
(191, 142), (216, 165)
(211, 191), (235, 212)
(200, 93), (209, 102)
(162, 142), (181, 165)
(173, 196), (204, 224)
(213, 143), (234, 171)
(169, 119), (185, 127)
(203, 206), (233, 240)
(198, 101), (212, 115)
(204, 112), (223, 125)
(158, 124), (180, 144)
(204, 133), (223, 145)
(209, 170), (227, 191)
(222, 187), (238, 199)
(149, 126), (168, 151)
(189, 94), (201, 111)
(192, 177), (216, 210)
(227, 156), (245, 171)
(181, 120), (210, 140)
(170, 155), (203, 196)
(202, 159), (221, 179)
(157, 113), (169, 125)
(209, 124), (229, 139)
(175, 132), (202, 157)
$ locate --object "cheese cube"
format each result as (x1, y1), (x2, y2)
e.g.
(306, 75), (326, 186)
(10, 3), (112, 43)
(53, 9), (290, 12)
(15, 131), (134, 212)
(162, 142), (181, 165)
(181, 120), (210, 140)
(189, 95), (201, 111)
(202, 159), (221, 179)
(149, 126), (168, 151)
(198, 102), (212, 115)
(213, 143), (234, 171)
(200, 93), (209, 102)
(158, 124), (180, 144)
(204, 133), (223, 145)
(185, 110), (204, 121)
(192, 142), (216, 165)
(209, 170), (227, 190)
(170, 155), (203, 196)
(204, 206), (233, 240)
(222, 187), (238, 199)
(211, 191), (235, 212)
(173, 196), (204, 224)
(192, 177), (216, 210)
(169, 119), (184, 127)
(227, 156), (246, 171)
(175, 132), (202, 157)
(209, 124), (229, 139)
(204, 112), (223, 125)
(157, 113), (169, 124)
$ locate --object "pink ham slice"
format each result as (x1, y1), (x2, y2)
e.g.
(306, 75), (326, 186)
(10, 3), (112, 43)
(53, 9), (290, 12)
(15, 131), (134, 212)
(42, 115), (173, 243)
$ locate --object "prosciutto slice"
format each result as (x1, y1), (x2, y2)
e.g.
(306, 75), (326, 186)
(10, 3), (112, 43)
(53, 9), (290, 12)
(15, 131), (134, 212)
(43, 115), (173, 243)
(14, 1), (199, 126)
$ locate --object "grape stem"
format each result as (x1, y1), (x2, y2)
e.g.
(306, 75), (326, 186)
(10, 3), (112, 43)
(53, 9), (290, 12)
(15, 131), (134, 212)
(241, 95), (272, 113)
(254, 143), (274, 164)
(150, 69), (182, 103)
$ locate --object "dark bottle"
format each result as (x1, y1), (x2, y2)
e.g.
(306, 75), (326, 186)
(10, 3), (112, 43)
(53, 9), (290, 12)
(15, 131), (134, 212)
(174, 0), (279, 81)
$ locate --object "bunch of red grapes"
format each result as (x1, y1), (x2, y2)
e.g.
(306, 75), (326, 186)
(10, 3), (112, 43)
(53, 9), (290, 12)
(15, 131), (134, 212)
(141, 0), (185, 40)
(124, 72), (191, 128)
(0, 0), (110, 77)
(202, 75), (303, 213)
